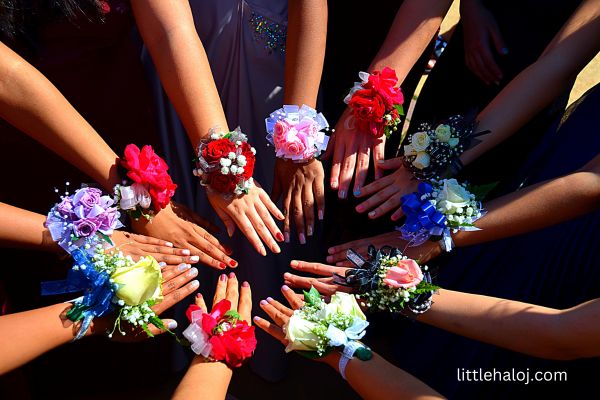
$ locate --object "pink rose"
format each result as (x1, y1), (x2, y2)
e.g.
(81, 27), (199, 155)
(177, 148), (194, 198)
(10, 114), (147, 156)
(282, 136), (306, 158)
(273, 120), (291, 147)
(383, 259), (423, 289)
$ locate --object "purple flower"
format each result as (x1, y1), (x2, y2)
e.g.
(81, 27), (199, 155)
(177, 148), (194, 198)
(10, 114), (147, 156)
(73, 187), (103, 211)
(73, 218), (99, 238)
(96, 208), (122, 234)
(56, 197), (74, 218)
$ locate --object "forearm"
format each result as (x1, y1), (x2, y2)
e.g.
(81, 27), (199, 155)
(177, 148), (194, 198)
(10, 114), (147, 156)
(0, 42), (121, 191)
(172, 357), (232, 400)
(368, 0), (452, 81)
(418, 290), (600, 360)
(323, 352), (443, 400)
(132, 0), (228, 149)
(283, 0), (327, 107)
(0, 203), (60, 253)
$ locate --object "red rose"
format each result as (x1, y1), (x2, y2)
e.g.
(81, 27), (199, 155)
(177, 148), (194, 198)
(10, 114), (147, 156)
(208, 171), (238, 193)
(365, 67), (404, 109)
(202, 139), (236, 164)
(348, 89), (386, 137)
(148, 177), (177, 211)
(238, 142), (256, 180)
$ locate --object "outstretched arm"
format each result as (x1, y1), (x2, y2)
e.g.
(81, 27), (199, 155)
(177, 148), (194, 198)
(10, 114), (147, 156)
(0, 202), (58, 253)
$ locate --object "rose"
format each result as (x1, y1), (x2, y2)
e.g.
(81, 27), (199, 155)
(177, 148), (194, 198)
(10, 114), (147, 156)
(201, 139), (236, 165)
(111, 256), (162, 306)
(284, 314), (321, 352)
(238, 142), (256, 179)
(435, 124), (452, 143)
(208, 172), (238, 193)
(410, 131), (431, 152)
(95, 208), (121, 234)
(282, 136), (307, 158)
(273, 120), (291, 147)
(73, 218), (99, 238)
(436, 179), (472, 211)
(349, 89), (386, 123)
(147, 175), (177, 211)
(448, 137), (459, 148)
(383, 259), (423, 289)
(365, 67), (404, 109)
(325, 292), (366, 322)
(56, 197), (74, 217)
(73, 187), (102, 210)
(412, 152), (430, 170)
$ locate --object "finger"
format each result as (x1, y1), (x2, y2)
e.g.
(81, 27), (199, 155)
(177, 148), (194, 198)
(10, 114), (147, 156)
(248, 207), (281, 254)
(335, 260), (355, 268)
(153, 279), (199, 315)
(215, 206), (237, 238)
(259, 189), (285, 220)
(377, 156), (404, 170)
(289, 259), (342, 277)
(161, 263), (191, 281)
(147, 318), (178, 336)
(195, 292), (208, 313)
(302, 183), (315, 238)
(234, 211), (267, 256)
(253, 315), (286, 343)
(226, 272), (239, 311)
(265, 297), (294, 317)
(313, 172), (325, 221)
(255, 201), (284, 243)
(356, 184), (399, 215)
(355, 174), (393, 199)
(282, 272), (339, 296)
(259, 299), (290, 326)
(466, 53), (489, 85)
(367, 191), (403, 219)
(145, 252), (192, 266)
(330, 133), (345, 190)
(282, 184), (293, 244)
(190, 225), (236, 268)
(281, 284), (305, 310)
(162, 266), (198, 296)
(353, 142), (370, 196)
(213, 273), (228, 304)
(372, 138), (386, 179)
(391, 206), (405, 221)
(238, 281), (252, 323)
(293, 187), (306, 244)
(472, 52), (496, 85)
(337, 144), (358, 200)
(129, 232), (174, 248)
(489, 20), (508, 57)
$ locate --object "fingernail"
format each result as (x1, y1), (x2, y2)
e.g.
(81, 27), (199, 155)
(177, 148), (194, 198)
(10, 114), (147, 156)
(331, 181), (338, 189)
(273, 243), (281, 253)
(253, 316), (261, 322)
(276, 232), (284, 242)
(189, 255), (200, 262)
(391, 214), (399, 221)
(368, 211), (376, 218)
(260, 300), (268, 306)
(377, 159), (385, 164)
(356, 205), (364, 212)
(501, 47), (509, 55)
(284, 232), (290, 243)
(219, 262), (227, 269)
(282, 285), (290, 291)
(283, 272), (292, 279)
(220, 274), (227, 281)
(229, 260), (238, 267)
(190, 280), (200, 289)
(339, 190), (346, 199)
(223, 246), (233, 255)
(327, 247), (336, 255)
(260, 246), (267, 256)
(167, 321), (178, 330)
(229, 272), (236, 279)
(188, 267), (198, 277)
(227, 227), (234, 237)
(326, 256), (333, 263)
(196, 293), (203, 298)
(354, 188), (361, 196)
(318, 210), (324, 220)
(178, 263), (190, 271)
(307, 225), (313, 237)
(158, 262), (167, 268)
(267, 297), (274, 303)
(290, 260), (299, 267)
(299, 233), (306, 245)
(165, 242), (174, 248)
(242, 281), (249, 287)
(182, 249), (191, 256)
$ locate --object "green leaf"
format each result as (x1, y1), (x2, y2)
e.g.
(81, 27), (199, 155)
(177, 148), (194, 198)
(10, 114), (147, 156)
(468, 182), (499, 201)
(303, 286), (321, 307)
(394, 104), (405, 116)
(98, 232), (113, 246)
(225, 310), (241, 321)
(141, 323), (155, 338)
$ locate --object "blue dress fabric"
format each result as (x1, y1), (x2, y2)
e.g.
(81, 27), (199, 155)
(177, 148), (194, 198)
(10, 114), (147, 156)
(379, 84), (600, 399)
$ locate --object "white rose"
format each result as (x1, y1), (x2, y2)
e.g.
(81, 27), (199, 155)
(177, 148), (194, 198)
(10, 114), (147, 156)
(111, 256), (162, 306)
(448, 138), (459, 148)
(410, 131), (431, 152)
(435, 124), (452, 142)
(436, 179), (471, 210)
(325, 292), (366, 321)
(412, 152), (430, 170)
(403, 144), (417, 156)
(284, 314), (321, 352)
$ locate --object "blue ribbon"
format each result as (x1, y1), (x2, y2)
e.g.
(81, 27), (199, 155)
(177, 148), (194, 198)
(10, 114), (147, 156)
(400, 183), (447, 244)
(41, 248), (115, 339)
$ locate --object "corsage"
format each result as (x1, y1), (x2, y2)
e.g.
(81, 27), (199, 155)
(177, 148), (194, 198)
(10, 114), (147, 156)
(344, 67), (404, 139)
(265, 104), (330, 162)
(114, 144), (177, 220)
(334, 246), (438, 315)
(398, 179), (486, 252)
(403, 114), (489, 180)
(46, 185), (123, 254)
(183, 299), (257, 368)
(41, 246), (168, 340)
(193, 128), (256, 196)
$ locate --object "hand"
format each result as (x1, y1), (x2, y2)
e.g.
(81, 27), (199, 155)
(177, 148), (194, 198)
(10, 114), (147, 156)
(193, 272), (252, 324)
(326, 231), (442, 266)
(112, 230), (200, 266)
(354, 157), (417, 220)
(461, 0), (508, 85)
(283, 260), (351, 296)
(253, 285), (304, 346)
(171, 201), (220, 234)
(271, 158), (325, 244)
(91, 262), (200, 341)
(328, 109), (386, 198)
(131, 203), (237, 270)
(207, 182), (284, 256)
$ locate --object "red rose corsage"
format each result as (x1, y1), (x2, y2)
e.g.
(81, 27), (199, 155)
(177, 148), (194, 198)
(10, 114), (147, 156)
(344, 67), (405, 138)
(193, 128), (256, 196)
(114, 144), (177, 219)
(183, 299), (257, 368)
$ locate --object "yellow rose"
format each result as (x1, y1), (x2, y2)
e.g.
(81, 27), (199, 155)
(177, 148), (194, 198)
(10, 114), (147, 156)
(284, 314), (321, 352)
(111, 256), (163, 306)
(434, 124), (452, 142)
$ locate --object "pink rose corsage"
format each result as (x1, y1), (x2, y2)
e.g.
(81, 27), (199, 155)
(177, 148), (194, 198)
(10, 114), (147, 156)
(265, 105), (330, 162)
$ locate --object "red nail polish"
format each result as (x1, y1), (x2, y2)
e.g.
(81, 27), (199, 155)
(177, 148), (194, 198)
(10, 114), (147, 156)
(220, 274), (227, 281)
(275, 232), (284, 241)
(219, 262), (227, 269)
(229, 260), (238, 267)
(224, 246), (233, 255)
(196, 293), (203, 298)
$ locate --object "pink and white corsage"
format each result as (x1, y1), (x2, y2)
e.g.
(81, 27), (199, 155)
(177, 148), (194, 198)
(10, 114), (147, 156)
(265, 105), (330, 162)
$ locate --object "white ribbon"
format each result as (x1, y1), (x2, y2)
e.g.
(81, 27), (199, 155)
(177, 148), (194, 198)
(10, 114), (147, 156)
(183, 310), (213, 358)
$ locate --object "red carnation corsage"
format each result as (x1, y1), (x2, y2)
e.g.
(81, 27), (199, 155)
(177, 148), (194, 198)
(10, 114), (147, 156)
(344, 67), (405, 138)
(193, 128), (256, 196)
(183, 299), (257, 368)
(114, 144), (177, 219)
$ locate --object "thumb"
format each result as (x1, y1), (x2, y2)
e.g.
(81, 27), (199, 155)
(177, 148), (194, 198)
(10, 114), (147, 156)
(489, 21), (508, 55)
(148, 318), (178, 336)
(377, 157), (404, 170)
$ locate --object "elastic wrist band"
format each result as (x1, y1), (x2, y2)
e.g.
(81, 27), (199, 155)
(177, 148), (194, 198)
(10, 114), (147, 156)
(339, 341), (362, 380)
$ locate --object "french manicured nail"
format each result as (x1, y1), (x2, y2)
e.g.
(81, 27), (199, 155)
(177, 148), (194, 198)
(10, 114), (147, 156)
(339, 190), (346, 199)
(276, 232), (284, 242)
(220, 274), (227, 281)
(307, 225), (313, 237)
(369, 211), (376, 218)
(167, 321), (178, 330)
(356, 205), (365, 212)
(229, 260), (238, 267)
(282, 285), (290, 291)
(284, 232), (290, 243)
(178, 263), (190, 271)
(158, 262), (167, 268)
(318, 210), (324, 220)
(242, 281), (249, 287)
(181, 249), (191, 256)
(253, 316), (261, 322)
(354, 188), (361, 196)
(501, 47), (509, 55)
(189, 255), (200, 262)
(188, 267), (198, 277)
(219, 262), (227, 269)
(229, 272), (236, 279)
(190, 280), (200, 289)
(299, 233), (306, 245)
(260, 300), (268, 306)
(164, 242), (174, 248)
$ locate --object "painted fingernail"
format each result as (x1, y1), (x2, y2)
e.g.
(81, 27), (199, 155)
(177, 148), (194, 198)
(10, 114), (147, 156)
(229, 272), (236, 279)
(299, 233), (306, 245)
(339, 190), (346, 199)
(179, 263), (190, 271)
(326, 256), (334, 263)
(501, 47), (509, 55)
(158, 262), (167, 268)
(282, 285), (290, 291)
(284, 232), (290, 243)
(260, 300), (268, 306)
(327, 247), (336, 255)
(318, 210), (324, 220)
(220, 274), (227, 281)
(223, 246), (233, 255)
(196, 293), (203, 298)
(356, 205), (365, 212)
(307, 225), (313, 237)
(189, 255), (200, 262)
(167, 321), (178, 330)
(391, 214), (399, 221)
(242, 281), (249, 287)
(182, 249), (191, 256)
(283, 272), (292, 279)
(354, 188), (361, 196)
(190, 280), (200, 289)
(267, 297), (274, 303)
(290, 260), (299, 267)
(229, 260), (238, 267)
(164, 242), (174, 248)
(188, 267), (198, 277)
(276, 232), (284, 242)
(219, 262), (227, 269)
(368, 211), (376, 218)
(253, 316), (261, 322)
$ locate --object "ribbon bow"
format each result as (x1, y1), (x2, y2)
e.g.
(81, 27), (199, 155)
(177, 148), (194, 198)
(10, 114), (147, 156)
(399, 182), (446, 246)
